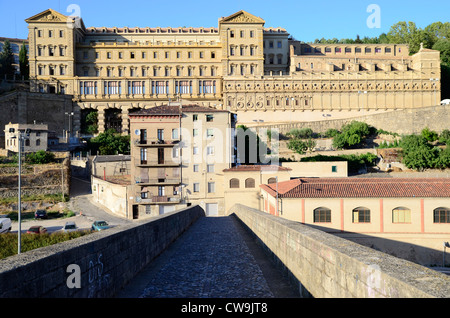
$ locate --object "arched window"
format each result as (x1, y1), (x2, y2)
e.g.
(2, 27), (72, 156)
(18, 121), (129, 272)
(267, 178), (277, 184)
(313, 207), (331, 223)
(352, 207), (371, 223)
(245, 178), (255, 188)
(229, 178), (240, 189)
(392, 207), (411, 223)
(433, 207), (450, 223)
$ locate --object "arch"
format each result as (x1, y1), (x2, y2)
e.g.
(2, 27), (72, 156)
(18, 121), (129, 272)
(267, 177), (277, 184)
(313, 207), (331, 223)
(392, 207), (411, 223)
(433, 207), (450, 223)
(245, 178), (255, 188)
(229, 178), (240, 189)
(352, 207), (371, 223)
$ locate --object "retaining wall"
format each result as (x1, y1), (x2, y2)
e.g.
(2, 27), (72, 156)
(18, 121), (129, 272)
(0, 205), (204, 298)
(231, 204), (450, 298)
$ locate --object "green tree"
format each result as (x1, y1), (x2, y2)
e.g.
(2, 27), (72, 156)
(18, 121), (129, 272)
(0, 40), (15, 79)
(433, 39), (450, 66)
(19, 42), (29, 80)
(332, 121), (370, 149)
(421, 127), (438, 142)
(88, 129), (130, 155)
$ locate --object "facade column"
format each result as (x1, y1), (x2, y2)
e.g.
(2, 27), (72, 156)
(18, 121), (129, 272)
(121, 106), (130, 135)
(97, 106), (106, 134)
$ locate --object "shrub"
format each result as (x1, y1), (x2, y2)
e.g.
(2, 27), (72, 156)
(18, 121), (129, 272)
(287, 128), (314, 139)
(439, 129), (450, 145)
(25, 151), (55, 164)
(332, 121), (370, 149)
(421, 127), (438, 142)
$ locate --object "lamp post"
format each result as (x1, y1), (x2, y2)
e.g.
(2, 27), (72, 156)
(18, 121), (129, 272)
(10, 128), (30, 254)
(65, 112), (74, 141)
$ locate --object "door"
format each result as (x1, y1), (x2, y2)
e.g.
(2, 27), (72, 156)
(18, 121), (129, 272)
(132, 205), (139, 219)
(206, 203), (218, 216)
(159, 205), (176, 215)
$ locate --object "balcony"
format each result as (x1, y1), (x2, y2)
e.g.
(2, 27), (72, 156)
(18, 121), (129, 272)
(136, 195), (182, 205)
(134, 139), (180, 147)
(135, 177), (183, 186)
(135, 159), (181, 167)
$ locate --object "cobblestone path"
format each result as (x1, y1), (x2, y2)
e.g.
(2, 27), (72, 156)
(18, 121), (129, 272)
(117, 216), (298, 298)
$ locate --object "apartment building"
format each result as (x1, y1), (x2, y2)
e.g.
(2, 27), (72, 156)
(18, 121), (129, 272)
(128, 101), (234, 218)
(4, 122), (48, 153)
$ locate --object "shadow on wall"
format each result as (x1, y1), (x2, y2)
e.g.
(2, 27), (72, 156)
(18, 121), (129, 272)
(305, 223), (448, 267)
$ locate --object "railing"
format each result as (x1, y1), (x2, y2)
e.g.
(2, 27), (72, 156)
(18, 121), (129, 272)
(135, 159), (181, 167)
(134, 139), (180, 146)
(137, 195), (182, 204)
(135, 177), (182, 185)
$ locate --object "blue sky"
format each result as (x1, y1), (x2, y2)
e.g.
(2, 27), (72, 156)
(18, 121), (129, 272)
(1, 0), (449, 42)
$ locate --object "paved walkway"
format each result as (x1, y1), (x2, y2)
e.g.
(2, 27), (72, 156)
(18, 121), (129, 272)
(117, 216), (298, 298)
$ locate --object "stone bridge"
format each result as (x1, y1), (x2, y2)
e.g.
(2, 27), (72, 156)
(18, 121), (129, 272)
(0, 204), (449, 299)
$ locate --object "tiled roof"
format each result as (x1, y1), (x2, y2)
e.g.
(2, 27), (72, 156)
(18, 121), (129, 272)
(260, 178), (450, 199)
(223, 165), (291, 172)
(129, 104), (228, 117)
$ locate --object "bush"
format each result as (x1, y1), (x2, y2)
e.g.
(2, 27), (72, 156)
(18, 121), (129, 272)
(324, 128), (340, 138)
(421, 127), (438, 142)
(300, 153), (377, 173)
(332, 121), (370, 149)
(26, 151), (55, 164)
(287, 128), (314, 139)
(0, 231), (91, 259)
(439, 129), (450, 145)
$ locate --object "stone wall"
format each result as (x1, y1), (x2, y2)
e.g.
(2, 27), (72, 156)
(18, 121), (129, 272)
(0, 91), (75, 139)
(231, 204), (450, 298)
(251, 104), (450, 136)
(0, 205), (204, 298)
(0, 160), (70, 199)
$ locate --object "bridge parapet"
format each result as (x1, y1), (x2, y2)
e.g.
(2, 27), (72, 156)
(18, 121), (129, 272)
(0, 205), (204, 298)
(231, 204), (450, 298)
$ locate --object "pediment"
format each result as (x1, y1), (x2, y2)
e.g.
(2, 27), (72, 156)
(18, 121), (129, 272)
(25, 9), (69, 23)
(220, 10), (265, 24)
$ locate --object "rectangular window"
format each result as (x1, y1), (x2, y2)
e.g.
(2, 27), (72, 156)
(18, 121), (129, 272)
(199, 80), (216, 94)
(193, 147), (199, 155)
(207, 164), (214, 173)
(193, 129), (199, 137)
(433, 208), (450, 223)
(332, 166), (337, 173)
(193, 183), (200, 192)
(130, 52), (135, 59)
(193, 164), (199, 172)
(152, 81), (169, 95)
(392, 208), (411, 223)
(206, 114), (214, 122)
(175, 80), (192, 94)
(206, 128), (214, 138)
(128, 81), (145, 94)
(314, 208), (331, 223)
(352, 208), (371, 223)
(193, 114), (198, 122)
(208, 182), (215, 193)
(104, 81), (121, 95)
(207, 146), (214, 155)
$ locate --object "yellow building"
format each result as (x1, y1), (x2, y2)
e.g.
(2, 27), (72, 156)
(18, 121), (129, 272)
(24, 9), (442, 133)
(128, 101), (234, 218)
(260, 177), (450, 265)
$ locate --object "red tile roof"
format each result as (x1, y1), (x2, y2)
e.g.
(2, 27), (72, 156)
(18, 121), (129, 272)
(128, 104), (228, 117)
(223, 165), (291, 172)
(260, 178), (450, 199)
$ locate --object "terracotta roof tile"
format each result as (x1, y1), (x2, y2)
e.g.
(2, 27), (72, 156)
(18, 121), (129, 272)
(129, 104), (228, 117)
(260, 178), (450, 199)
(223, 165), (291, 172)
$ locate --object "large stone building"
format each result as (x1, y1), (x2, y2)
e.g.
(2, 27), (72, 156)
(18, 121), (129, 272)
(24, 8), (442, 134)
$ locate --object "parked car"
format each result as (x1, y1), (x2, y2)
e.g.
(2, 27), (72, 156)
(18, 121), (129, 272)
(441, 99), (450, 105)
(62, 222), (78, 233)
(27, 226), (47, 234)
(34, 209), (47, 219)
(91, 221), (111, 231)
(0, 217), (12, 234)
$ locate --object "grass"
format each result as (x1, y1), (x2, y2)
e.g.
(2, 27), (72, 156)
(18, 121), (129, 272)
(0, 230), (92, 260)
(0, 193), (69, 206)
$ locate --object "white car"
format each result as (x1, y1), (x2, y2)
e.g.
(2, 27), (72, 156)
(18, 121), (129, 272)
(62, 221), (78, 233)
(441, 99), (450, 105)
(0, 217), (12, 234)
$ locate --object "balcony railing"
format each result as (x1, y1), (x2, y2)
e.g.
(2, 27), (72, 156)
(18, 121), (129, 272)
(135, 159), (181, 167)
(136, 195), (182, 204)
(134, 139), (180, 146)
(135, 177), (182, 185)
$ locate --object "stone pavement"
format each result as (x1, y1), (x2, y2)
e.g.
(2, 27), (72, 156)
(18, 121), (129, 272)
(117, 216), (299, 298)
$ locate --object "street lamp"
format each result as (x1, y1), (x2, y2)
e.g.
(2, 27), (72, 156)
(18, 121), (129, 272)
(65, 112), (74, 141)
(10, 128), (30, 254)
